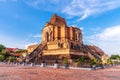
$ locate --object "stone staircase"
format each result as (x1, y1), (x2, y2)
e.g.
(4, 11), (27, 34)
(29, 43), (47, 62)
(83, 45), (101, 59)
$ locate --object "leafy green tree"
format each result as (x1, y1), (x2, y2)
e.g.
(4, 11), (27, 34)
(0, 44), (6, 53)
(16, 49), (27, 53)
(63, 58), (69, 68)
(6, 57), (10, 62)
(110, 55), (120, 60)
(10, 56), (17, 62)
(63, 58), (68, 64)
(1, 49), (11, 60)
(77, 56), (86, 66)
(0, 55), (4, 61)
(107, 58), (112, 64)
(3, 52), (11, 60)
(1, 49), (7, 54)
(90, 59), (96, 65)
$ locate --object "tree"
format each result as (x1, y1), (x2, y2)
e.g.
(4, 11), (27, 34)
(10, 56), (17, 62)
(90, 59), (96, 66)
(16, 49), (27, 53)
(63, 58), (68, 64)
(1, 49), (11, 60)
(110, 55), (120, 60)
(0, 55), (4, 61)
(0, 44), (6, 53)
(107, 58), (112, 64)
(3, 52), (11, 60)
(63, 58), (69, 68)
(77, 56), (86, 66)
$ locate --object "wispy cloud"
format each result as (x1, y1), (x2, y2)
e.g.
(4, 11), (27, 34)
(0, 33), (40, 49)
(63, 0), (120, 21)
(24, 0), (70, 11)
(25, 42), (38, 49)
(24, 0), (120, 21)
(85, 25), (120, 55)
(0, 34), (27, 48)
(33, 34), (42, 38)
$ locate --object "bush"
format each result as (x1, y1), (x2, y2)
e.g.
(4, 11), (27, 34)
(107, 58), (112, 64)
(63, 58), (68, 64)
(0, 44), (6, 53)
(90, 59), (96, 65)
(10, 56), (17, 62)
(110, 55), (120, 60)
(77, 56), (86, 65)
(6, 57), (9, 62)
(0, 55), (4, 61)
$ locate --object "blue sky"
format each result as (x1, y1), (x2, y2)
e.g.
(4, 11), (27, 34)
(0, 0), (120, 55)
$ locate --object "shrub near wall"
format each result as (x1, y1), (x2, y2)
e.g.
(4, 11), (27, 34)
(0, 55), (4, 61)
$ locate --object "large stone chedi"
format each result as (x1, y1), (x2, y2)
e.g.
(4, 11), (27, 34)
(29, 14), (105, 65)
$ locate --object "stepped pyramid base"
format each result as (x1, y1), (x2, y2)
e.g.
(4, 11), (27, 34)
(29, 42), (101, 66)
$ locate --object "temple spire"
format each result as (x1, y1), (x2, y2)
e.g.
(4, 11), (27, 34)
(50, 14), (66, 26)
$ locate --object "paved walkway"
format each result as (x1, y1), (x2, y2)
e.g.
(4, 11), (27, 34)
(0, 64), (120, 80)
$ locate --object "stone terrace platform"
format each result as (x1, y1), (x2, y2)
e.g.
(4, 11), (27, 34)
(0, 64), (120, 80)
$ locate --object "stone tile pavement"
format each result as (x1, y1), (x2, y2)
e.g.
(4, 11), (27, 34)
(0, 64), (120, 80)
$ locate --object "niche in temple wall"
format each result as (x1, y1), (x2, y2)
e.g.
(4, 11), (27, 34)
(42, 26), (52, 43)
(75, 30), (81, 41)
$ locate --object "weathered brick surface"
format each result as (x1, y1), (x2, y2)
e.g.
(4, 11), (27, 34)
(0, 64), (120, 80)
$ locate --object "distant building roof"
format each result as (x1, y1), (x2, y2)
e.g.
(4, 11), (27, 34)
(6, 48), (19, 52)
(14, 53), (20, 57)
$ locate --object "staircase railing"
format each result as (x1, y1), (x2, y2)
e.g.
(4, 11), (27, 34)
(29, 44), (46, 60)
(83, 45), (101, 59)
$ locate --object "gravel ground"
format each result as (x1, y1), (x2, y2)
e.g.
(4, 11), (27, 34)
(0, 64), (120, 80)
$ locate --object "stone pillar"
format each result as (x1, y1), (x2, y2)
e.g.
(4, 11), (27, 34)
(79, 31), (83, 44)
(70, 27), (74, 41)
(54, 26), (58, 40)
(66, 27), (69, 40)
(61, 25), (66, 41)
(58, 26), (61, 40)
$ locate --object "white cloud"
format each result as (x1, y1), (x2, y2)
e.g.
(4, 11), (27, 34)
(80, 27), (84, 30)
(85, 25), (120, 55)
(25, 42), (38, 49)
(24, 0), (70, 11)
(63, 0), (120, 21)
(24, 0), (120, 21)
(90, 26), (120, 41)
(0, 35), (26, 48)
(33, 34), (42, 38)
(0, 34), (39, 49)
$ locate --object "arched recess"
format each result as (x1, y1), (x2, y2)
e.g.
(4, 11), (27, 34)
(42, 27), (52, 43)
(45, 32), (49, 42)
(75, 30), (81, 41)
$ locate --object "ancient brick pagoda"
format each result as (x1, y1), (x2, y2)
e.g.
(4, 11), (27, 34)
(28, 14), (106, 66)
